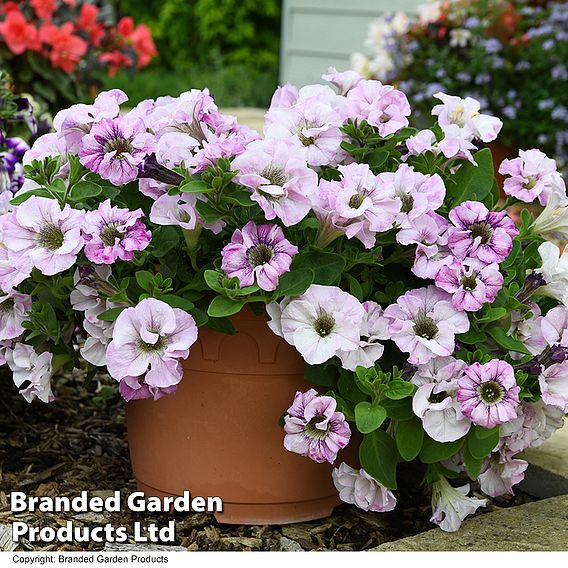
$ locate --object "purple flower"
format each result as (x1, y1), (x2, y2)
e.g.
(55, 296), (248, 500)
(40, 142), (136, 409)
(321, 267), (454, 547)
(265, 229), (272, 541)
(118, 375), (177, 402)
(448, 201), (518, 265)
(538, 361), (568, 411)
(83, 200), (151, 264)
(383, 286), (470, 365)
(457, 361), (520, 429)
(344, 80), (411, 137)
(284, 388), (351, 464)
(106, 298), (198, 389)
(231, 138), (317, 227)
(221, 221), (298, 292)
(0, 290), (31, 341)
(79, 116), (156, 185)
(268, 284), (364, 365)
(333, 462), (396, 512)
(435, 260), (503, 312)
(499, 149), (561, 205)
(1, 196), (84, 276)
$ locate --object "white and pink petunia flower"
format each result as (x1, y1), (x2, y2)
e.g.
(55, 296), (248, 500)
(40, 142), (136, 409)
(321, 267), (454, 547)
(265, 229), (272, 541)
(83, 200), (151, 264)
(477, 455), (528, 497)
(284, 388), (351, 464)
(268, 284), (364, 365)
(231, 138), (317, 226)
(0, 289), (32, 341)
(1, 196), (85, 276)
(538, 361), (568, 411)
(6, 343), (54, 403)
(448, 201), (518, 265)
(221, 221), (298, 292)
(457, 360), (520, 429)
(106, 298), (198, 389)
(383, 286), (470, 365)
(332, 462), (396, 512)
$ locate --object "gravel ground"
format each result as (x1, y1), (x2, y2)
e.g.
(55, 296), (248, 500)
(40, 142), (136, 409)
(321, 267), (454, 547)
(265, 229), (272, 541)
(0, 368), (536, 551)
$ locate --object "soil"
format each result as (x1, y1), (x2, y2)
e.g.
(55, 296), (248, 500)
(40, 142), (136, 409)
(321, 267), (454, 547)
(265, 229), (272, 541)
(0, 368), (536, 552)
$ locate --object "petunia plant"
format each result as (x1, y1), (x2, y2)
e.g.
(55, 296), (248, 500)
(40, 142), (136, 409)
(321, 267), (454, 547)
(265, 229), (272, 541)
(2, 69), (568, 531)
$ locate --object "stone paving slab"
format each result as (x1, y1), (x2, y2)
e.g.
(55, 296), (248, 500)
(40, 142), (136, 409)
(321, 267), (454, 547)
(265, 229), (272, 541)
(372, 495), (568, 551)
(520, 423), (568, 498)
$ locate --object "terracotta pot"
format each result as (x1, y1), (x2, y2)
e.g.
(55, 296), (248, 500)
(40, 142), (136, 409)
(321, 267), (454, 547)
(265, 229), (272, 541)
(488, 141), (517, 193)
(126, 306), (344, 525)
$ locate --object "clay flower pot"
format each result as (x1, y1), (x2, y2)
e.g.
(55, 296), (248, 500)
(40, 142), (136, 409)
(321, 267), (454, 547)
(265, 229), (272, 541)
(488, 141), (517, 193)
(126, 306), (344, 525)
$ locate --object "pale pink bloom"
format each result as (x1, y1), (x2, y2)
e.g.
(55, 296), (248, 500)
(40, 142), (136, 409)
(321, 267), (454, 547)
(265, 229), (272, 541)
(6, 343), (54, 403)
(411, 356), (466, 387)
(432, 92), (502, 143)
(376, 164), (446, 227)
(118, 375), (177, 402)
(333, 462), (396, 512)
(268, 83), (299, 110)
(337, 301), (389, 371)
(383, 286), (470, 365)
(405, 129), (438, 157)
(274, 284), (364, 365)
(539, 361), (568, 411)
(22, 132), (69, 167)
(457, 361), (520, 429)
(499, 401), (548, 454)
(437, 124), (478, 163)
(231, 138), (317, 226)
(284, 388), (351, 464)
(413, 378), (471, 442)
(70, 265), (114, 317)
(1, 196), (84, 276)
(435, 259), (503, 312)
(0, 244), (32, 293)
(396, 211), (448, 246)
(448, 201), (518, 265)
(499, 149), (562, 204)
(510, 304), (547, 357)
(322, 67), (363, 95)
(221, 221), (298, 291)
(190, 130), (252, 173)
(313, 163), (401, 248)
(430, 477), (486, 532)
(344, 80), (411, 137)
(537, 242), (568, 306)
(154, 131), (199, 169)
(540, 305), (568, 348)
(83, 200), (151, 264)
(412, 242), (454, 280)
(81, 303), (114, 367)
(532, 183), (568, 241)
(139, 178), (169, 200)
(478, 455), (528, 497)
(0, 290), (31, 341)
(106, 298), (198, 389)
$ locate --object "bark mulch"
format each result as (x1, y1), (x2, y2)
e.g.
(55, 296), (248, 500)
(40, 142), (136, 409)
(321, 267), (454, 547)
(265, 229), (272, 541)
(0, 368), (536, 552)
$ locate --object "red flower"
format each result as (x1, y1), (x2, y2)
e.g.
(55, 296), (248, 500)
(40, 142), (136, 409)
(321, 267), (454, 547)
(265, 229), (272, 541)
(99, 50), (133, 77)
(0, 9), (40, 55)
(131, 24), (157, 68)
(40, 22), (88, 73)
(2, 2), (20, 14)
(78, 3), (105, 47)
(31, 0), (56, 21)
(117, 16), (134, 37)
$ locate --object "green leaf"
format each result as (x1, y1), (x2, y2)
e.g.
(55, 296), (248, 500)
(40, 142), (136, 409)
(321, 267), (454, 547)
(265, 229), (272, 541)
(359, 429), (399, 490)
(97, 307), (127, 322)
(355, 402), (387, 434)
(159, 294), (195, 311)
(195, 200), (221, 223)
(366, 149), (389, 169)
(207, 295), (245, 317)
(419, 435), (464, 464)
(135, 271), (155, 291)
(179, 180), (213, 193)
(189, 307), (208, 327)
(204, 270), (225, 293)
(486, 327), (531, 355)
(467, 425), (499, 459)
(344, 273), (363, 302)
(304, 364), (338, 387)
(294, 252), (346, 285)
(206, 315), (236, 335)
(151, 226), (180, 258)
(385, 379), (417, 400)
(448, 148), (495, 206)
(395, 416), (424, 461)
(69, 181), (102, 201)
(457, 328), (487, 345)
(10, 188), (57, 205)
(477, 307), (508, 323)
(338, 370), (368, 404)
(381, 397), (414, 421)
(462, 444), (483, 479)
(276, 269), (314, 297)
(225, 189), (254, 206)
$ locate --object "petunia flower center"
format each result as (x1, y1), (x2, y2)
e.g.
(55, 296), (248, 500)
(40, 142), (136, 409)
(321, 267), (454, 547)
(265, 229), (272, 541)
(297, 123), (317, 147)
(103, 136), (133, 159)
(413, 314), (439, 340)
(305, 416), (329, 439)
(349, 192), (366, 209)
(0, 297), (14, 313)
(477, 380), (505, 404)
(100, 223), (123, 246)
(451, 104), (467, 127)
(36, 223), (64, 251)
(313, 310), (336, 338)
(524, 176), (537, 190)
(460, 274), (478, 291)
(428, 389), (449, 404)
(247, 243), (274, 267)
(469, 222), (493, 244)
(400, 192), (414, 213)
(261, 164), (289, 187)
(136, 335), (168, 354)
